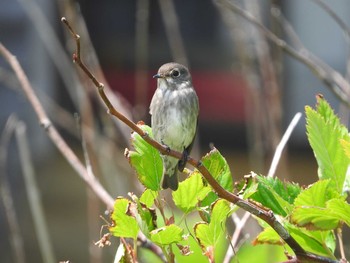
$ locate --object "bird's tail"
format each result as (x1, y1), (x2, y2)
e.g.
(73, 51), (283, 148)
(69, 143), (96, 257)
(162, 170), (178, 191)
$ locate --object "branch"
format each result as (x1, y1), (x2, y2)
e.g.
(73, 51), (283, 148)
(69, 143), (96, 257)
(60, 17), (342, 262)
(216, 0), (350, 107)
(267, 112), (302, 177)
(0, 115), (26, 263)
(0, 43), (115, 209)
(15, 120), (56, 263)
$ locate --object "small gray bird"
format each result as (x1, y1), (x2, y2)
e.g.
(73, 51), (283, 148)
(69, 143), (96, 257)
(150, 62), (199, 191)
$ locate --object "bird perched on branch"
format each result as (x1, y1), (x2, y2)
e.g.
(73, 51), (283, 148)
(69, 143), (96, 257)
(150, 62), (199, 191)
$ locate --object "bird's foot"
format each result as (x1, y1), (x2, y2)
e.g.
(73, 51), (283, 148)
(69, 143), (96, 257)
(161, 140), (171, 153)
(178, 150), (189, 172)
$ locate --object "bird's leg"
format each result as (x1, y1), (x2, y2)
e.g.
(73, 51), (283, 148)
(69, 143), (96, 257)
(178, 149), (189, 172)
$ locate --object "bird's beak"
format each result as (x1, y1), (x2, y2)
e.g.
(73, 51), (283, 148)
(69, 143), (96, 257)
(153, 73), (162, 79)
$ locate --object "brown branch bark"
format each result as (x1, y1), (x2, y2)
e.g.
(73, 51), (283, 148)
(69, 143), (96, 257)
(60, 17), (341, 263)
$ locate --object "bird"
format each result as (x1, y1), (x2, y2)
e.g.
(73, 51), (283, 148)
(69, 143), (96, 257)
(150, 62), (199, 191)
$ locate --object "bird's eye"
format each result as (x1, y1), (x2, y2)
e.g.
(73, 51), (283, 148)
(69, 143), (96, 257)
(171, 69), (180, 78)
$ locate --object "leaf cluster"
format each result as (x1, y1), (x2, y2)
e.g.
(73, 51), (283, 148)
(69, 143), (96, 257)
(110, 96), (350, 262)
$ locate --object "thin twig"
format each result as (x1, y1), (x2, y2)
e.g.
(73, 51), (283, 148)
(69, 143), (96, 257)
(138, 234), (167, 262)
(0, 115), (26, 263)
(0, 43), (115, 209)
(135, 0), (150, 118)
(223, 212), (251, 263)
(60, 17), (343, 262)
(336, 227), (346, 261)
(17, 0), (82, 107)
(267, 112), (302, 178)
(74, 114), (103, 263)
(309, 0), (350, 124)
(15, 121), (56, 263)
(157, 0), (188, 66)
(58, 0), (134, 143)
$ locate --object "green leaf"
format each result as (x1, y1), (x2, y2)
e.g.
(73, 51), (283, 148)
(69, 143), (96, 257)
(201, 148), (233, 191)
(294, 180), (336, 207)
(288, 225), (335, 258)
(254, 224), (335, 258)
(194, 199), (231, 250)
(172, 171), (211, 214)
(125, 124), (163, 191)
(326, 199), (350, 227)
(140, 189), (158, 208)
(110, 198), (139, 239)
(129, 193), (157, 237)
(340, 139), (350, 192)
(150, 225), (183, 245)
(200, 191), (218, 210)
(251, 176), (301, 216)
(292, 198), (350, 230)
(292, 180), (344, 230)
(254, 227), (282, 245)
(305, 97), (350, 193)
(292, 206), (339, 230)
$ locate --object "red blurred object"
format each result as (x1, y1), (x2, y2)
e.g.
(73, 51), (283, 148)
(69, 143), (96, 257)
(105, 70), (247, 124)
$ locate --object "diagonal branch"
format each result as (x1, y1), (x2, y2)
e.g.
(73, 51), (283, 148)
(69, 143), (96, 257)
(0, 43), (115, 210)
(61, 17), (342, 262)
(216, 0), (350, 107)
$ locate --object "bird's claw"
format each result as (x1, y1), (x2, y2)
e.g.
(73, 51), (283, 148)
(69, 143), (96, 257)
(178, 150), (189, 172)
(161, 140), (171, 153)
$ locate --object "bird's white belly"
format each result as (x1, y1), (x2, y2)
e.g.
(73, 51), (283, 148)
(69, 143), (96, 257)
(163, 109), (192, 150)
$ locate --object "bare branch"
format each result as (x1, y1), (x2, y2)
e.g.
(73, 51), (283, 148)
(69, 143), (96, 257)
(216, 0), (350, 107)
(223, 212), (251, 263)
(157, 0), (188, 66)
(15, 121), (56, 263)
(0, 115), (26, 263)
(0, 43), (115, 209)
(268, 112), (302, 178)
(336, 227), (346, 262)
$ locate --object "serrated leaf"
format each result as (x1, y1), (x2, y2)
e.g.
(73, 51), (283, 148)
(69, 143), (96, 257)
(292, 198), (350, 230)
(316, 96), (348, 136)
(194, 223), (212, 248)
(292, 180), (344, 230)
(110, 198), (139, 239)
(288, 225), (335, 258)
(140, 189), (158, 208)
(326, 199), (350, 227)
(201, 148), (233, 191)
(294, 180), (335, 207)
(292, 206), (339, 230)
(253, 227), (282, 245)
(130, 193), (157, 237)
(150, 225), (183, 245)
(305, 98), (350, 193)
(172, 171), (211, 213)
(254, 223), (335, 258)
(194, 199), (231, 250)
(126, 124), (163, 191)
(251, 176), (300, 216)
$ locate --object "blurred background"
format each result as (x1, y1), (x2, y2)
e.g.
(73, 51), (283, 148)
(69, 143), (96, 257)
(1, 0), (350, 262)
